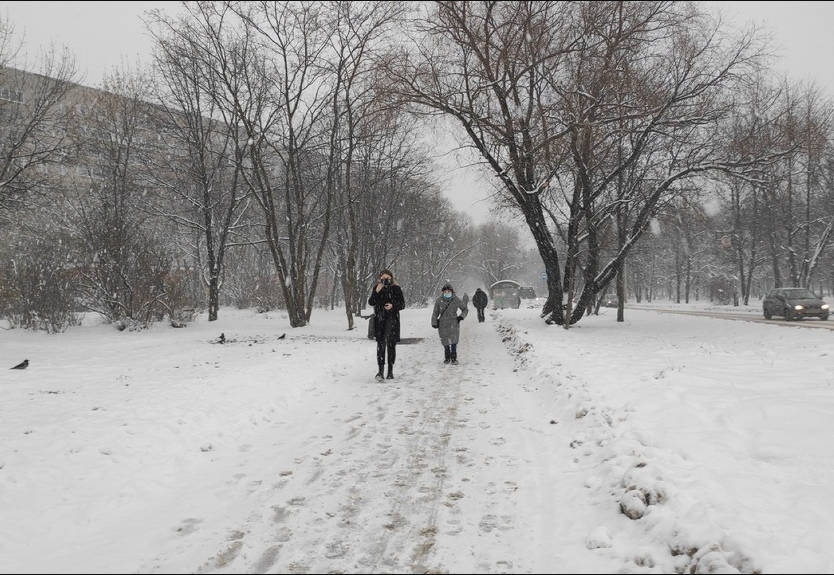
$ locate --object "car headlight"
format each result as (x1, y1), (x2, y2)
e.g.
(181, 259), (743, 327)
(823, 304), (830, 310)
(794, 305), (805, 310)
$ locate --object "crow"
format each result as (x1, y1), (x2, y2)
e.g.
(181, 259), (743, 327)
(10, 359), (28, 370)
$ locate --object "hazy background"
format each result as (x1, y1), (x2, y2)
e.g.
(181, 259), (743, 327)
(2, 1), (833, 225)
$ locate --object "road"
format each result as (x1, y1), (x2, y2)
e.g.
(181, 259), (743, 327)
(636, 306), (834, 330)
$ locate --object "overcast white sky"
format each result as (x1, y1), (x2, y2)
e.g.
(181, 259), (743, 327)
(1, 1), (832, 223)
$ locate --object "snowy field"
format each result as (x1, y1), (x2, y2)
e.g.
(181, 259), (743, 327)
(1, 295), (832, 573)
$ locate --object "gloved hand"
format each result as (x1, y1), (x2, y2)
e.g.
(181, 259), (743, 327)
(457, 316), (464, 322)
(432, 325), (438, 329)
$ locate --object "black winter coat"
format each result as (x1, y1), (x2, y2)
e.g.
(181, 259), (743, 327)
(368, 283), (405, 343)
(472, 289), (488, 309)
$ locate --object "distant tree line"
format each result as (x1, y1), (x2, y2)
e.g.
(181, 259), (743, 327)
(0, 1), (832, 332)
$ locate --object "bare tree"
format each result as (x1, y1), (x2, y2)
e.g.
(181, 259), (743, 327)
(467, 221), (526, 289)
(146, 7), (254, 321)
(322, 0), (408, 329)
(69, 69), (174, 330)
(776, 81), (834, 289)
(148, 1), (333, 328)
(230, 1), (339, 328)
(395, 190), (475, 305)
(0, 15), (79, 218)
(716, 75), (834, 296)
(386, 1), (771, 327)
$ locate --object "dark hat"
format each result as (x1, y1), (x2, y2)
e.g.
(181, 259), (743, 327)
(441, 283), (454, 292)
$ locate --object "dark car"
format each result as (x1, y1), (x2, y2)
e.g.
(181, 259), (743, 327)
(763, 288), (829, 321)
(601, 293), (619, 308)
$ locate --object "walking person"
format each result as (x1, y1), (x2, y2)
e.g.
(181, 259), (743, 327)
(472, 287), (488, 323)
(431, 283), (468, 365)
(462, 292), (470, 306)
(368, 269), (405, 381)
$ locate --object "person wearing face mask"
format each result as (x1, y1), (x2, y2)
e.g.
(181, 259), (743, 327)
(368, 268), (406, 381)
(431, 283), (468, 365)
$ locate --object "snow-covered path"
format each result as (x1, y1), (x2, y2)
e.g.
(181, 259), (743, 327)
(137, 316), (603, 574)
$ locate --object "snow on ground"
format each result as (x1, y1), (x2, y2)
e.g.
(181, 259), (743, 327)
(1, 296), (832, 573)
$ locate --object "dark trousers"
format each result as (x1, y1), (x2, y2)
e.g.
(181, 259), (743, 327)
(376, 320), (396, 366)
(476, 306), (485, 322)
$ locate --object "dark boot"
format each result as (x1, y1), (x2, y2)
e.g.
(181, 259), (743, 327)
(386, 364), (394, 379)
(451, 351), (458, 365)
(444, 346), (451, 364)
(375, 364), (384, 381)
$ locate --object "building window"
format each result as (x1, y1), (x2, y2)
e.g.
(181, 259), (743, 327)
(0, 87), (24, 103)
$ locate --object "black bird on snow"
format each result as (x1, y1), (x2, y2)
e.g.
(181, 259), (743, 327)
(278, 333), (286, 340)
(10, 359), (29, 370)
(219, 333), (225, 344)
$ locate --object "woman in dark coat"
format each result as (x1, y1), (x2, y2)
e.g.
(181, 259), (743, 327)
(368, 268), (405, 380)
(431, 283), (468, 364)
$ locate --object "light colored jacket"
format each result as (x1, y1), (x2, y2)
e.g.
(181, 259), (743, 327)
(431, 294), (468, 345)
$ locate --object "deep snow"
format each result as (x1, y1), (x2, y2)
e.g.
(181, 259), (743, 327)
(1, 297), (833, 574)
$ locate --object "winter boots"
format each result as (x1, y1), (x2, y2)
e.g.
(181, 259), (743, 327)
(451, 351), (458, 365)
(376, 364), (394, 381)
(444, 346), (451, 364)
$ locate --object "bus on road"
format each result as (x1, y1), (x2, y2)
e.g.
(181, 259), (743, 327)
(490, 280), (522, 309)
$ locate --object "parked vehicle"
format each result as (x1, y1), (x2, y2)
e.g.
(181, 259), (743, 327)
(490, 280), (522, 309)
(762, 288), (829, 321)
(601, 293), (619, 308)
